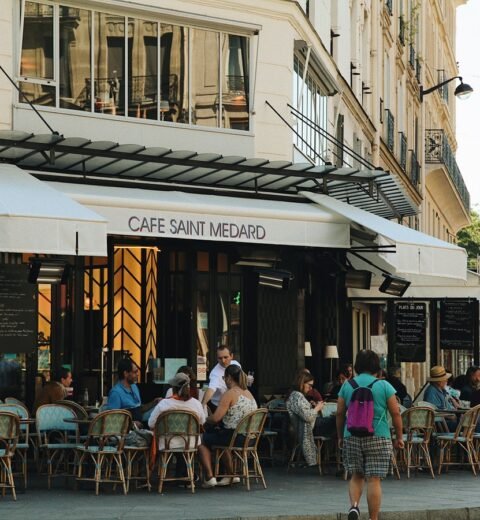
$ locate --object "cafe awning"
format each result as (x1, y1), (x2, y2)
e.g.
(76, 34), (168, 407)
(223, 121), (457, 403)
(301, 191), (467, 281)
(0, 164), (107, 256)
(47, 181), (351, 249)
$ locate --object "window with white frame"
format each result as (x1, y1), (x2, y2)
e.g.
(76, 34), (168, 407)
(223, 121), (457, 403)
(292, 55), (328, 164)
(19, 0), (251, 130)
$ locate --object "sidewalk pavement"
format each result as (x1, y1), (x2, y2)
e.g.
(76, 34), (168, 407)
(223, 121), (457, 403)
(2, 467), (480, 519)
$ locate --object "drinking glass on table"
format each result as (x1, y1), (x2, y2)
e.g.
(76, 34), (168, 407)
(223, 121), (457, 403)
(247, 371), (255, 387)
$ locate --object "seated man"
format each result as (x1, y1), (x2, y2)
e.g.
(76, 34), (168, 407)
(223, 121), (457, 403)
(424, 365), (457, 431)
(106, 358), (158, 425)
(34, 366), (73, 413)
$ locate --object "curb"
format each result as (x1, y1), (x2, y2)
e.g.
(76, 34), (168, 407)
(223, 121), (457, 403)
(196, 509), (480, 520)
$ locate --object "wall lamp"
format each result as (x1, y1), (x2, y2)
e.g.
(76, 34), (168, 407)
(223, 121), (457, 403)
(378, 274), (411, 297)
(28, 258), (69, 284)
(257, 269), (294, 290)
(420, 76), (473, 102)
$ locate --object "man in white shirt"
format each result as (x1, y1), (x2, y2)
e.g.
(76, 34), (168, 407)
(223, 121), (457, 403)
(202, 345), (241, 412)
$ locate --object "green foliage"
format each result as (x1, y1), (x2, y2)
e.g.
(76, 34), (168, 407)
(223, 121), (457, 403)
(457, 210), (480, 270)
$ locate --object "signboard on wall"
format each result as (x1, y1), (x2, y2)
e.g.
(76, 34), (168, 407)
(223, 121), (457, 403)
(393, 301), (426, 362)
(0, 264), (37, 353)
(440, 300), (476, 350)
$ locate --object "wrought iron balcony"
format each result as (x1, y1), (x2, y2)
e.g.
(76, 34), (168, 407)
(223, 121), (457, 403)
(386, 0), (393, 16)
(398, 132), (407, 172)
(399, 17), (406, 45)
(409, 45), (415, 69)
(409, 149), (421, 188)
(425, 129), (470, 212)
(415, 58), (422, 83)
(384, 109), (395, 153)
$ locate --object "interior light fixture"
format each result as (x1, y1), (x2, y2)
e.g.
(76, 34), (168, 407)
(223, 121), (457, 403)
(378, 274), (411, 297)
(28, 259), (69, 284)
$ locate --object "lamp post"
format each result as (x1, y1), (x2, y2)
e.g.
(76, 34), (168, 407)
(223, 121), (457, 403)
(420, 76), (473, 102)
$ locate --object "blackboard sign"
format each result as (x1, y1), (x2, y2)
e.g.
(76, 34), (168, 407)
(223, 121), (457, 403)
(440, 300), (476, 350)
(0, 265), (37, 353)
(393, 302), (426, 362)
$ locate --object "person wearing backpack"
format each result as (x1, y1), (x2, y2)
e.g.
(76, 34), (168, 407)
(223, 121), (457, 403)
(336, 350), (404, 520)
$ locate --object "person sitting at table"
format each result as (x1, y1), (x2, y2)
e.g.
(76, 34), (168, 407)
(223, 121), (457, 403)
(33, 366), (73, 413)
(460, 366), (480, 402)
(106, 358), (159, 426)
(297, 368), (323, 403)
(165, 366), (205, 402)
(197, 364), (257, 488)
(286, 371), (335, 466)
(328, 368), (350, 400)
(424, 365), (458, 431)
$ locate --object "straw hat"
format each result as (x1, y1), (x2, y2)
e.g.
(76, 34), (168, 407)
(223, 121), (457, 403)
(427, 365), (451, 382)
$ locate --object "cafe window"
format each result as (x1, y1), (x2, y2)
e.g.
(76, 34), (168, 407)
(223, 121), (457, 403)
(18, 1), (251, 131)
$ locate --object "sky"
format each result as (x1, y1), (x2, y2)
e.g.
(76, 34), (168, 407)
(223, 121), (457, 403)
(455, 1), (480, 210)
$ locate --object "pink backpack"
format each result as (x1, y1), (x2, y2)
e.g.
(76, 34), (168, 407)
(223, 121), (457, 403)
(346, 379), (378, 437)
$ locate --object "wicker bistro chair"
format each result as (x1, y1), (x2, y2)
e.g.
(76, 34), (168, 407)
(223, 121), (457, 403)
(437, 405), (480, 476)
(0, 411), (20, 500)
(153, 410), (201, 494)
(213, 408), (268, 491)
(124, 434), (152, 493)
(401, 407), (435, 478)
(76, 409), (131, 495)
(36, 404), (79, 488)
(0, 404), (30, 488)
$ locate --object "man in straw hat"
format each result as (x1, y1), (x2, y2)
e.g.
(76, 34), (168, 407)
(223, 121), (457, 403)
(424, 365), (458, 431)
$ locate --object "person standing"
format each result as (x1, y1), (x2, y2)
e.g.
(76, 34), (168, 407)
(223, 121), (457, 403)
(201, 345), (240, 412)
(336, 350), (404, 520)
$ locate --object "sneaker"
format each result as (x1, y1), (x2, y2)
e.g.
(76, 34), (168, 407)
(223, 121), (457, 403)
(216, 477), (241, 486)
(347, 505), (360, 520)
(201, 477), (217, 488)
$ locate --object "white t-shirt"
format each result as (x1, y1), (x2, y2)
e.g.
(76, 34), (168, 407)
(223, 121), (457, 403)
(148, 397), (206, 450)
(208, 360), (241, 406)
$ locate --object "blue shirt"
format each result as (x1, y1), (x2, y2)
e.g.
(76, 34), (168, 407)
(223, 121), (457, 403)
(106, 381), (142, 419)
(424, 383), (455, 410)
(338, 374), (396, 438)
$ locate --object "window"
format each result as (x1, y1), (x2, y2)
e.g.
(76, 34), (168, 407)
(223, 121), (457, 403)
(292, 55), (328, 164)
(19, 1), (251, 131)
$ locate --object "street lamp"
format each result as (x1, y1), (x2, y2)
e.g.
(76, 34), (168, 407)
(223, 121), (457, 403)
(420, 76), (473, 102)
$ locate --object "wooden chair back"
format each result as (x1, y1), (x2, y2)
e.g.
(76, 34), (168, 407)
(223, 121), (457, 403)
(0, 411), (20, 455)
(85, 409), (131, 451)
(401, 406), (435, 442)
(228, 408), (268, 450)
(153, 410), (201, 451)
(56, 400), (89, 420)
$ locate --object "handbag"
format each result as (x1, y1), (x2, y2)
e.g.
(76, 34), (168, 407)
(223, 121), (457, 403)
(124, 428), (153, 448)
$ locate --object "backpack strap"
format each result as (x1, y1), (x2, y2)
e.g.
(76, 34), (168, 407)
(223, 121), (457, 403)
(348, 379), (359, 390)
(367, 379), (379, 389)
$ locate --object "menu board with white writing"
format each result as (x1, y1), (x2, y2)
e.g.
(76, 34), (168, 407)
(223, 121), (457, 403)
(440, 300), (476, 350)
(0, 265), (37, 353)
(393, 302), (426, 362)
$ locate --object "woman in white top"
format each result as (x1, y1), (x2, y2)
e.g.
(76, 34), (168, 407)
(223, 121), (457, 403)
(198, 364), (257, 488)
(148, 372), (206, 450)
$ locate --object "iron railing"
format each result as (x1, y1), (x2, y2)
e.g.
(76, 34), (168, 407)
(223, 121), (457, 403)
(384, 109), (395, 153)
(409, 45), (415, 69)
(415, 58), (422, 83)
(386, 0), (393, 16)
(399, 132), (407, 172)
(409, 149), (421, 188)
(399, 17), (406, 45)
(425, 129), (470, 212)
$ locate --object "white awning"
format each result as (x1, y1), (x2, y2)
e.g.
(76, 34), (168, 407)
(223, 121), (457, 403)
(301, 191), (467, 281)
(0, 165), (107, 256)
(48, 183), (351, 249)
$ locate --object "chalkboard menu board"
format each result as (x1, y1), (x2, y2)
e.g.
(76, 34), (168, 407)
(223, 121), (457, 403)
(0, 265), (37, 353)
(393, 302), (426, 362)
(440, 300), (476, 350)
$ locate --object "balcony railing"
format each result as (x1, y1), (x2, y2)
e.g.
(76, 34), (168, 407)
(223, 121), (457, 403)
(409, 149), (421, 188)
(425, 129), (470, 212)
(415, 58), (422, 83)
(399, 17), (406, 45)
(384, 109), (395, 153)
(386, 0), (393, 16)
(399, 132), (407, 172)
(409, 45), (415, 69)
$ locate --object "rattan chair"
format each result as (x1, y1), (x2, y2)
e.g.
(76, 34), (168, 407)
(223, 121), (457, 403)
(153, 410), (201, 494)
(437, 405), (480, 475)
(36, 404), (79, 488)
(401, 406), (435, 478)
(213, 408), (268, 491)
(76, 409), (131, 495)
(0, 411), (20, 500)
(0, 404), (30, 488)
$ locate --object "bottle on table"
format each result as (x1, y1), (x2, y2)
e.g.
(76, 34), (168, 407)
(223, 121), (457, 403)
(83, 388), (89, 406)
